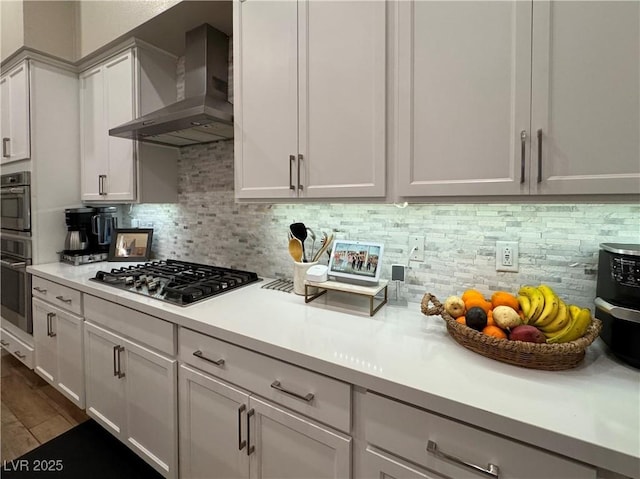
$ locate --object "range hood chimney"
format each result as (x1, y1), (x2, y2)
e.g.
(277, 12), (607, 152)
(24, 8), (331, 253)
(109, 24), (233, 147)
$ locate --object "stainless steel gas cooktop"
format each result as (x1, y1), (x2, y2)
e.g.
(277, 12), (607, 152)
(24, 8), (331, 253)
(91, 259), (260, 306)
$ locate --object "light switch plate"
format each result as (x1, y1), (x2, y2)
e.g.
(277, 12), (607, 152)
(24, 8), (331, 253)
(496, 241), (519, 272)
(409, 235), (425, 262)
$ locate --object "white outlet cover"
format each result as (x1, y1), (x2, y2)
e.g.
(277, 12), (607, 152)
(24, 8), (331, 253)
(496, 241), (519, 272)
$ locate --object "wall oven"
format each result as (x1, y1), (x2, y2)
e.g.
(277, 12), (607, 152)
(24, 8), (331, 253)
(1, 171), (31, 235)
(1, 234), (32, 334)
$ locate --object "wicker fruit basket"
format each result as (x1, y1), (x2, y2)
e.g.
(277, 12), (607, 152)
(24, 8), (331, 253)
(421, 293), (603, 371)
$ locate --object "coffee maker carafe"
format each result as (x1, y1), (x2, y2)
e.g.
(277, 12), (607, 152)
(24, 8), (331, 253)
(64, 207), (96, 253)
(91, 206), (118, 252)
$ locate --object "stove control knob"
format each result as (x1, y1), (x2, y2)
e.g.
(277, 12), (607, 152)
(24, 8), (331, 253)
(148, 279), (159, 291)
(124, 276), (135, 285)
(134, 281), (143, 289)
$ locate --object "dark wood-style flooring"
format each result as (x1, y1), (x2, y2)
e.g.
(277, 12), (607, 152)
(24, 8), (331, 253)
(1, 351), (89, 462)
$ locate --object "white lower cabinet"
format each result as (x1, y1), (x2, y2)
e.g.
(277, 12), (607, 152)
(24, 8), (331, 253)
(84, 321), (177, 479)
(179, 363), (352, 479)
(357, 391), (597, 479)
(32, 298), (84, 407)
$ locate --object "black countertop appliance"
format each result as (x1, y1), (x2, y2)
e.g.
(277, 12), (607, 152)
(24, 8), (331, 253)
(595, 243), (640, 369)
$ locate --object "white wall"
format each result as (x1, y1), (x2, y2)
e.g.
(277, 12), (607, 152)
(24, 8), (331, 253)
(23, 1), (77, 61)
(77, 0), (179, 58)
(1, 0), (24, 62)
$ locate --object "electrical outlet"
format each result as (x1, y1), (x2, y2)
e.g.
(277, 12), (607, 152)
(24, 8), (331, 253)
(496, 241), (519, 272)
(409, 235), (425, 262)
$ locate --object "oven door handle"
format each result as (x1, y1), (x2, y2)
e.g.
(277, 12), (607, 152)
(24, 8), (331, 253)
(0, 259), (27, 270)
(0, 187), (26, 195)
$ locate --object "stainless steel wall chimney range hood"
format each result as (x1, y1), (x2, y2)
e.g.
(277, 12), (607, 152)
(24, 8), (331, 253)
(109, 24), (233, 147)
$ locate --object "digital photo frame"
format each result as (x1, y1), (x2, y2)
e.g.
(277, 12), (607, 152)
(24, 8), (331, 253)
(327, 239), (384, 286)
(108, 228), (153, 262)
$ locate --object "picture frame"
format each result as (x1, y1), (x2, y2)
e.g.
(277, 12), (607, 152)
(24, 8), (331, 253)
(108, 228), (153, 262)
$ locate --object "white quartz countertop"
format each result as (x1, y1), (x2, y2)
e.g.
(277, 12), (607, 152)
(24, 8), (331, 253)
(28, 262), (640, 477)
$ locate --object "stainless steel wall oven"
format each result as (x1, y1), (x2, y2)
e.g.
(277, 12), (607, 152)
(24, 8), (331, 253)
(1, 234), (32, 334)
(1, 171), (31, 235)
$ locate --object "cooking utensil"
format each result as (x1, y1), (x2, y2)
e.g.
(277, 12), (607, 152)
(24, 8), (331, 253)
(288, 238), (304, 262)
(306, 227), (317, 261)
(290, 223), (308, 261)
(312, 232), (334, 262)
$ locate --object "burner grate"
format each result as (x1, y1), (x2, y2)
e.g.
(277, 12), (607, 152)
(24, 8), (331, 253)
(91, 259), (260, 305)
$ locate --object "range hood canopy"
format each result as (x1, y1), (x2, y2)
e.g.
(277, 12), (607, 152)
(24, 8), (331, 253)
(109, 23), (233, 147)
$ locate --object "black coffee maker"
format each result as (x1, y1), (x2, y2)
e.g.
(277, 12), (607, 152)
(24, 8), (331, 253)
(64, 207), (96, 254)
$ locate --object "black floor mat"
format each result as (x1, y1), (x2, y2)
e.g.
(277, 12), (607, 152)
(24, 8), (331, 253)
(1, 419), (164, 479)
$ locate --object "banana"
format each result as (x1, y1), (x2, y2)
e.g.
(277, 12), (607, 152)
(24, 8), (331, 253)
(518, 286), (545, 323)
(533, 285), (560, 327)
(546, 307), (592, 344)
(517, 295), (531, 321)
(540, 299), (569, 335)
(568, 304), (582, 321)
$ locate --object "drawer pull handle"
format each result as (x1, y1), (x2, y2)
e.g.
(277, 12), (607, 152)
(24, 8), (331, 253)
(0, 340), (9, 346)
(34, 287), (47, 293)
(238, 404), (247, 451)
(15, 351), (26, 359)
(56, 295), (72, 304)
(193, 350), (225, 367)
(270, 380), (314, 402)
(427, 441), (500, 478)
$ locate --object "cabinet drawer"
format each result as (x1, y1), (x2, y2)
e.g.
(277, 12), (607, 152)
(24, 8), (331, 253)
(362, 392), (596, 479)
(179, 327), (351, 432)
(32, 277), (82, 315)
(1, 328), (34, 369)
(84, 295), (175, 356)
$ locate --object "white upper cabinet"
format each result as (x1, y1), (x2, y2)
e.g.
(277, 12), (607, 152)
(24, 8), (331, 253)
(396, 1), (532, 196)
(234, 0), (386, 199)
(397, 0), (640, 197)
(531, 1), (640, 195)
(79, 44), (178, 204)
(0, 60), (31, 163)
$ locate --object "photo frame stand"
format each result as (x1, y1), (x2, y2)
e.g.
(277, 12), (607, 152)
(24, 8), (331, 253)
(304, 279), (388, 316)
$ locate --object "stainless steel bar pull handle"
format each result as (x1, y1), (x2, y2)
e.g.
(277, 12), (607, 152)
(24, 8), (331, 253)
(56, 295), (72, 304)
(270, 380), (314, 402)
(34, 287), (47, 293)
(113, 345), (119, 377)
(2, 138), (9, 157)
(0, 340), (9, 346)
(46, 312), (57, 337)
(427, 440), (500, 478)
(116, 345), (125, 378)
(99, 175), (107, 195)
(537, 128), (543, 183)
(289, 155), (295, 190)
(246, 408), (255, 456)
(193, 350), (225, 367)
(238, 404), (247, 451)
(15, 351), (26, 359)
(520, 130), (527, 184)
(297, 154), (303, 190)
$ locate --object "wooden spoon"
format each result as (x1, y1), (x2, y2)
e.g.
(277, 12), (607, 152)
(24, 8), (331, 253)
(288, 238), (304, 262)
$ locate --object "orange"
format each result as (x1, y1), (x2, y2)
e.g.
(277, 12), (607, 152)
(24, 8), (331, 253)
(487, 309), (495, 326)
(464, 297), (492, 314)
(456, 316), (466, 325)
(491, 291), (520, 311)
(461, 289), (485, 303)
(483, 325), (508, 339)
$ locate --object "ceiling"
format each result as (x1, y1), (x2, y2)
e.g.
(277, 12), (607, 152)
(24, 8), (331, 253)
(128, 0), (232, 57)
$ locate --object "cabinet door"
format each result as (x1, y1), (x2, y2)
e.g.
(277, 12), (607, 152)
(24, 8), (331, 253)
(300, 0), (386, 198)
(122, 335), (177, 478)
(84, 321), (126, 439)
(33, 300), (57, 384)
(248, 396), (351, 479)
(80, 66), (107, 201)
(397, 1), (532, 196)
(103, 51), (136, 202)
(0, 61), (31, 163)
(179, 364), (250, 479)
(531, 1), (640, 194)
(234, 0), (299, 199)
(55, 309), (84, 408)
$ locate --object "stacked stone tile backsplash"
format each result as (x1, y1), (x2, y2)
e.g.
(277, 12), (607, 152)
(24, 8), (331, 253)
(127, 140), (639, 307)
